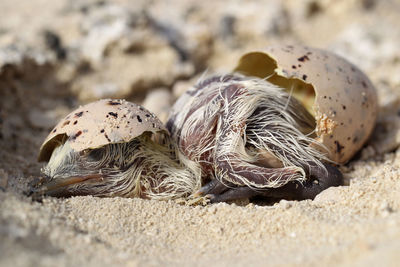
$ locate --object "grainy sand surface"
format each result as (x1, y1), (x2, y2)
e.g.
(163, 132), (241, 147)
(1, 0), (400, 266)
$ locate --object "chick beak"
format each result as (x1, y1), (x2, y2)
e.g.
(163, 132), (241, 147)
(28, 174), (104, 199)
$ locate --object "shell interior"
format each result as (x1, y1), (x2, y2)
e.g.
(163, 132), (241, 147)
(234, 52), (316, 116)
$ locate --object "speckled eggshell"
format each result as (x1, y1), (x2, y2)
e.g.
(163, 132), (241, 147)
(38, 99), (166, 162)
(234, 45), (378, 164)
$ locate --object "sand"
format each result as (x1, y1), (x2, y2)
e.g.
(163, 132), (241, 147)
(1, 0), (400, 266)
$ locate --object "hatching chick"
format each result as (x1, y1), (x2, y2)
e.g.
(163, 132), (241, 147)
(31, 99), (200, 200)
(166, 74), (343, 203)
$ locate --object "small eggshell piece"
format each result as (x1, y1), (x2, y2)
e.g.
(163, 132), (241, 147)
(38, 99), (166, 162)
(234, 45), (378, 163)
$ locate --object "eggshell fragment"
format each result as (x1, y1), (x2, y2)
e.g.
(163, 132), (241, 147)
(234, 45), (378, 163)
(38, 99), (166, 162)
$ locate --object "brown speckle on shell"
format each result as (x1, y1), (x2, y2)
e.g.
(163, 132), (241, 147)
(71, 130), (82, 140)
(108, 100), (122, 105)
(104, 133), (111, 142)
(108, 112), (118, 118)
(334, 140), (344, 154)
(75, 111), (84, 117)
(298, 55), (310, 62)
(361, 81), (368, 88)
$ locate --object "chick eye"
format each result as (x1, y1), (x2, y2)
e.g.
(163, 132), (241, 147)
(86, 148), (106, 162)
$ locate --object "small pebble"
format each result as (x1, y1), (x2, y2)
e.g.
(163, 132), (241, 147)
(142, 88), (172, 123)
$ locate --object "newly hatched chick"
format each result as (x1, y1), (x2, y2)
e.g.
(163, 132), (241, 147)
(32, 99), (200, 200)
(32, 80), (342, 203)
(166, 74), (343, 202)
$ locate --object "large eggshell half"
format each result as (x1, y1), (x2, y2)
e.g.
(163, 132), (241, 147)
(234, 45), (378, 163)
(38, 99), (166, 162)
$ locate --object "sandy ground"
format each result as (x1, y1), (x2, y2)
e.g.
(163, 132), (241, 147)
(1, 0), (400, 266)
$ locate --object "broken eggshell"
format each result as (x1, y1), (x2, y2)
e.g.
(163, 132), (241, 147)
(234, 45), (378, 164)
(38, 99), (166, 162)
